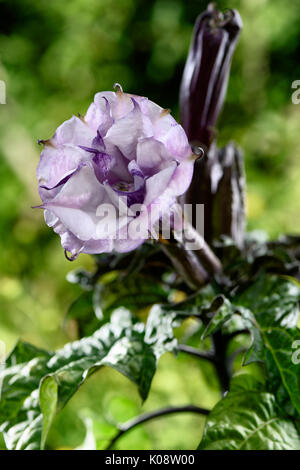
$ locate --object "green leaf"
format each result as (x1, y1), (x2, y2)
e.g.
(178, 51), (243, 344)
(214, 232), (300, 290)
(5, 340), (51, 367)
(145, 305), (178, 358)
(40, 376), (58, 450)
(64, 290), (102, 337)
(0, 345), (51, 428)
(0, 307), (177, 450)
(162, 284), (218, 317)
(236, 275), (300, 330)
(259, 326), (300, 415)
(94, 275), (170, 318)
(235, 275), (300, 414)
(65, 273), (170, 337)
(163, 288), (239, 340)
(199, 374), (300, 450)
(201, 296), (236, 338)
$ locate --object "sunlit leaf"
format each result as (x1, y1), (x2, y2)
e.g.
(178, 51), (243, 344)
(0, 307), (177, 450)
(199, 374), (300, 450)
(235, 275), (300, 414)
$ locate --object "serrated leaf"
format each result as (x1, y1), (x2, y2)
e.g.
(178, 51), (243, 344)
(236, 275), (300, 329)
(261, 326), (300, 415)
(5, 340), (51, 367)
(0, 308), (177, 450)
(199, 374), (300, 450)
(235, 275), (300, 415)
(215, 232), (300, 288)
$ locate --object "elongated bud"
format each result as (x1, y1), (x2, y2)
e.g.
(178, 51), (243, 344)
(180, 3), (242, 148)
(183, 142), (246, 248)
(212, 143), (246, 247)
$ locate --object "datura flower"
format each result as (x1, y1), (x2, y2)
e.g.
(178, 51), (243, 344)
(36, 85), (194, 259)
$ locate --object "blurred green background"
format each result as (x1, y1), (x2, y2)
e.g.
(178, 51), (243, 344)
(0, 0), (299, 449)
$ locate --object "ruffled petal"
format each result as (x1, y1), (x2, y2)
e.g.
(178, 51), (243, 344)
(161, 123), (192, 160)
(37, 144), (91, 191)
(92, 152), (116, 183)
(111, 92), (135, 120)
(104, 99), (152, 160)
(113, 237), (145, 253)
(152, 111), (178, 140)
(136, 137), (174, 176)
(53, 115), (95, 147)
(82, 238), (114, 254)
(44, 209), (84, 258)
(42, 165), (110, 241)
(45, 209), (113, 256)
(85, 94), (114, 135)
(143, 162), (177, 207)
(167, 160), (194, 196)
(132, 96), (162, 122)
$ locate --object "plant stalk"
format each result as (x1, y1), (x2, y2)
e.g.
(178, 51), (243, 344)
(106, 405), (210, 450)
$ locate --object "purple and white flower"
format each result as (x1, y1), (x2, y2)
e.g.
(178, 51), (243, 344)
(36, 85), (194, 258)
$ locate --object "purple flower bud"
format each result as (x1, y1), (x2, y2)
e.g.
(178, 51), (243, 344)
(36, 88), (194, 259)
(183, 142), (246, 248)
(180, 3), (242, 148)
(212, 143), (246, 247)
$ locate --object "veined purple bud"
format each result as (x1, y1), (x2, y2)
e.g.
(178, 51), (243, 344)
(180, 3), (242, 148)
(183, 142), (246, 248)
(35, 87), (194, 259)
(212, 143), (246, 247)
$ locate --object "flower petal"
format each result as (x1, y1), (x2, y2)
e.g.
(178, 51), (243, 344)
(159, 123), (191, 160)
(144, 162), (177, 207)
(113, 236), (145, 253)
(53, 115), (95, 147)
(44, 209), (84, 258)
(168, 160), (194, 196)
(136, 137), (174, 176)
(45, 209), (113, 256)
(85, 94), (114, 135)
(42, 165), (110, 241)
(104, 99), (152, 160)
(37, 144), (91, 190)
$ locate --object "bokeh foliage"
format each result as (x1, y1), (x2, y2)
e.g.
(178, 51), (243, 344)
(0, 0), (299, 449)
